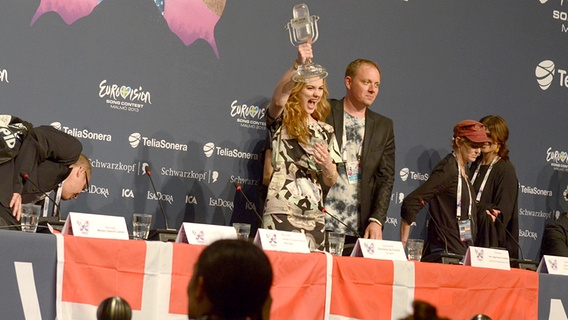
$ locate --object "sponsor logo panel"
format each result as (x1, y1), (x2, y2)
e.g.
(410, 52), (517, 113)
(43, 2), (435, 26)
(51, 122), (112, 142)
(520, 184), (553, 196)
(519, 208), (553, 219)
(147, 191), (174, 204)
(90, 159), (138, 174)
(519, 229), (538, 240)
(399, 167), (429, 182)
(229, 100), (266, 130)
(85, 184), (110, 198)
(122, 188), (135, 198)
(202, 142), (260, 160)
(540, 0), (568, 33)
(209, 197), (234, 210)
(99, 80), (152, 113)
(161, 168), (219, 183)
(545, 146), (568, 172)
(128, 132), (188, 151)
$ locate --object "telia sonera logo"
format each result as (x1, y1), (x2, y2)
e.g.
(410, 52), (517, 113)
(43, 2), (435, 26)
(128, 132), (188, 151)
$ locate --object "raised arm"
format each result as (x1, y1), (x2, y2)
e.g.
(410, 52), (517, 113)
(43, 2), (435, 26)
(266, 42), (313, 124)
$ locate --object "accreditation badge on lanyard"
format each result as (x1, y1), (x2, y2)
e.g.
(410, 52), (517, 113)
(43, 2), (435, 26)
(453, 153), (473, 242)
(346, 161), (360, 185)
(458, 219), (472, 242)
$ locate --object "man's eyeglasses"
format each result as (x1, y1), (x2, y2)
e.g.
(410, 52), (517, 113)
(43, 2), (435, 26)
(82, 168), (89, 192)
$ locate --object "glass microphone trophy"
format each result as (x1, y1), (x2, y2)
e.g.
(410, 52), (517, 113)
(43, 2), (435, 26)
(286, 3), (328, 82)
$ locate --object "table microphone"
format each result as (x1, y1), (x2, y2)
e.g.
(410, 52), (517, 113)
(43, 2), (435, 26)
(20, 172), (64, 223)
(144, 165), (177, 242)
(488, 210), (538, 271)
(419, 198), (462, 264)
(319, 205), (361, 238)
(232, 181), (263, 224)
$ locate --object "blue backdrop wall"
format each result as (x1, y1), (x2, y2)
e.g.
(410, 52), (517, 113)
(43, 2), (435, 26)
(1, 0), (567, 260)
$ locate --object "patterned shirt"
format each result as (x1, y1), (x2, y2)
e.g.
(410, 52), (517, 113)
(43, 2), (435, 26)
(324, 112), (365, 236)
(264, 113), (342, 227)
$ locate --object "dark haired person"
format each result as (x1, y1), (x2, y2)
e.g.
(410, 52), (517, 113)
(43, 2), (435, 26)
(187, 240), (273, 320)
(540, 212), (568, 258)
(0, 116), (91, 225)
(400, 120), (497, 261)
(470, 115), (520, 260)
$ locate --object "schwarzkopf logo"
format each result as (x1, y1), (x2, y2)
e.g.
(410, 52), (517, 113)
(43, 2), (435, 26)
(535, 60), (555, 90)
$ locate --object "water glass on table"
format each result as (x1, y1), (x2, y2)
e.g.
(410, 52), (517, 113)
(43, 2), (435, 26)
(132, 213), (152, 240)
(327, 232), (345, 256)
(233, 223), (251, 240)
(406, 239), (424, 261)
(21, 204), (41, 233)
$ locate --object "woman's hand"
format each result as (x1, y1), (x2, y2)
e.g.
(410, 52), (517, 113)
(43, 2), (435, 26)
(486, 209), (501, 223)
(297, 41), (313, 65)
(313, 142), (331, 168)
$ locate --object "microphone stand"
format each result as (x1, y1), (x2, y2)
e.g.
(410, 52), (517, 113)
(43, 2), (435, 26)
(20, 172), (66, 232)
(144, 166), (178, 242)
(489, 211), (538, 271)
(233, 182), (263, 225)
(419, 199), (462, 265)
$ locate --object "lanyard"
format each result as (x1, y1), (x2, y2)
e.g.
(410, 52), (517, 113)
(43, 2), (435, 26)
(453, 152), (472, 220)
(41, 183), (62, 217)
(471, 156), (501, 202)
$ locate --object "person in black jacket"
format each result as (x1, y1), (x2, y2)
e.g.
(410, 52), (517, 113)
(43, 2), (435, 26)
(470, 115), (520, 260)
(0, 122), (91, 225)
(540, 212), (568, 258)
(400, 120), (496, 260)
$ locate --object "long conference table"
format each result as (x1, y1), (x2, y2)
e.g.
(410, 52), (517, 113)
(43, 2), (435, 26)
(1, 229), (567, 319)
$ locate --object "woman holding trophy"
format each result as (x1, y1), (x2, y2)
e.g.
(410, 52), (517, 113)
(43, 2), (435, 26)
(263, 40), (342, 251)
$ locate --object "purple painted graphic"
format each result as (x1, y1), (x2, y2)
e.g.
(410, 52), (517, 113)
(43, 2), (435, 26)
(30, 0), (225, 58)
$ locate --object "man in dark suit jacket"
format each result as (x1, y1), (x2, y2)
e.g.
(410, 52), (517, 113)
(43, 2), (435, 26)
(323, 59), (395, 240)
(0, 124), (92, 226)
(540, 212), (568, 258)
(294, 45), (395, 241)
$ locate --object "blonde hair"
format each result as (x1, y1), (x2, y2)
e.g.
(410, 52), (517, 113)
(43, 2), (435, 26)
(283, 79), (330, 145)
(74, 154), (92, 178)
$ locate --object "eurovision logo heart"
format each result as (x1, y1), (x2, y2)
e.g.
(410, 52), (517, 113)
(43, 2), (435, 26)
(561, 152), (567, 162)
(120, 86), (132, 99)
(250, 106), (259, 117)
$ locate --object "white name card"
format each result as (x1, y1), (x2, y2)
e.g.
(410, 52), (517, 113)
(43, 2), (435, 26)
(253, 229), (310, 253)
(537, 255), (568, 275)
(350, 239), (407, 261)
(464, 246), (510, 270)
(61, 212), (129, 240)
(176, 222), (237, 245)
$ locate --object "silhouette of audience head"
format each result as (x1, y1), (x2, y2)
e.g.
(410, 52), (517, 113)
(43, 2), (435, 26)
(401, 300), (450, 320)
(187, 239), (273, 320)
(96, 296), (132, 320)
